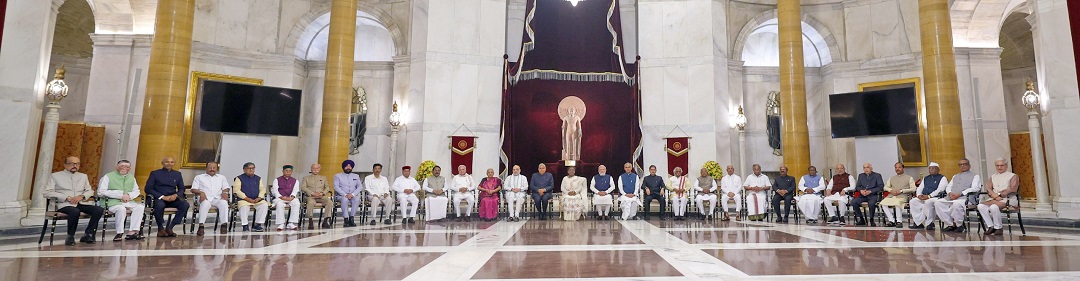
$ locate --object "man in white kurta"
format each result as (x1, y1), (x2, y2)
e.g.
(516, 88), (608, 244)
(694, 168), (718, 219)
(617, 163), (642, 220)
(191, 162), (231, 235)
(394, 166), (421, 224)
(743, 164), (771, 221)
(824, 164), (856, 225)
(504, 165), (529, 221)
(796, 166), (827, 224)
(560, 166), (588, 221)
(591, 165), (617, 220)
(978, 158), (1020, 235)
(935, 158), (981, 232)
(909, 162), (948, 230)
(422, 166), (451, 221)
(272, 165), (301, 231)
(98, 160), (146, 241)
(364, 164), (394, 225)
(390, 165), (419, 222)
(667, 167), (691, 220)
(719, 165), (742, 221)
(452, 165), (477, 221)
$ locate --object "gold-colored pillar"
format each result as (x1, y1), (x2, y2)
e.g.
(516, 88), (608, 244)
(919, 0), (964, 176)
(778, 0), (811, 175)
(133, 0), (195, 185)
(319, 0), (357, 185)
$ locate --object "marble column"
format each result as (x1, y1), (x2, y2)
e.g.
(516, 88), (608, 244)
(1029, 0), (1080, 218)
(318, 0), (357, 185)
(133, 0), (195, 184)
(0, 0), (64, 227)
(918, 0), (965, 176)
(778, 0), (811, 175)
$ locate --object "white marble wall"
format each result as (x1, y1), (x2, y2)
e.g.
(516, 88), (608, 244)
(1029, 0), (1080, 218)
(297, 62), (396, 176)
(0, 0), (64, 227)
(842, 0), (920, 61)
(47, 55), (92, 122)
(1002, 67), (1039, 132)
(637, 0), (732, 175)
(403, 0), (506, 176)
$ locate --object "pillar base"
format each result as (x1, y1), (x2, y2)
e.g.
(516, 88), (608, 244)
(0, 200), (30, 228)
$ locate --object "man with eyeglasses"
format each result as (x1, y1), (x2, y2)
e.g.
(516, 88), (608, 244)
(934, 158), (982, 232)
(978, 158), (1019, 235)
(42, 156), (105, 245)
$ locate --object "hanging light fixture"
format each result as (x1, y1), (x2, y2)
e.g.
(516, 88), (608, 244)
(735, 106), (747, 131)
(45, 65), (69, 103)
(389, 101), (402, 127)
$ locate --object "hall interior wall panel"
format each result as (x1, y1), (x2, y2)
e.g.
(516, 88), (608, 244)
(29, 122), (105, 194)
(1010, 133), (1046, 200)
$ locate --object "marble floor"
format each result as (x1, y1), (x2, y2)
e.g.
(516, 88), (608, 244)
(2, 216), (1080, 280)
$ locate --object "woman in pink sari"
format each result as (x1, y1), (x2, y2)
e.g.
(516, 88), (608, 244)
(478, 168), (503, 221)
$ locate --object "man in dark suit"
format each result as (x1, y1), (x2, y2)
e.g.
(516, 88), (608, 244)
(145, 156), (189, 237)
(770, 166), (796, 223)
(851, 162), (884, 226)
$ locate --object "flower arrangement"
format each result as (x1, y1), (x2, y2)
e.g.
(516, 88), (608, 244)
(415, 160), (437, 182)
(702, 161), (724, 181)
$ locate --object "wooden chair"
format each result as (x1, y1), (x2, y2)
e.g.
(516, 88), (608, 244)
(38, 198), (96, 245)
(144, 195), (188, 234)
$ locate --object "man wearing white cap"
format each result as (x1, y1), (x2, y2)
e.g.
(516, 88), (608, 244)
(908, 162), (948, 230)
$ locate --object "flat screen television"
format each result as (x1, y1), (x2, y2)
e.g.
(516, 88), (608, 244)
(829, 87), (918, 138)
(199, 81), (302, 136)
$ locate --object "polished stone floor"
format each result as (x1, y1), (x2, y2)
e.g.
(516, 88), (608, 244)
(2, 216), (1080, 280)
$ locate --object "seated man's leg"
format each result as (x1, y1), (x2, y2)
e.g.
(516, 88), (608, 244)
(109, 205), (128, 234)
(197, 199), (212, 225)
(128, 203), (146, 233)
(59, 206), (82, 237)
(153, 199), (168, 229)
(168, 200), (189, 229)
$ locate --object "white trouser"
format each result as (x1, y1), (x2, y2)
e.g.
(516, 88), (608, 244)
(108, 202), (145, 234)
(671, 196), (689, 216)
(506, 191), (527, 217)
(619, 195), (641, 220)
(882, 205), (904, 223)
(273, 198), (300, 226)
(696, 194), (717, 215)
(197, 198), (230, 224)
(595, 203), (612, 216)
(934, 198), (967, 226)
(452, 192), (476, 216)
(369, 194), (396, 219)
(425, 195), (449, 221)
(823, 194), (848, 217)
(239, 203), (269, 226)
(909, 197), (938, 226)
(720, 193), (742, 215)
(397, 193), (419, 218)
(796, 194), (823, 220)
(977, 204), (1003, 229)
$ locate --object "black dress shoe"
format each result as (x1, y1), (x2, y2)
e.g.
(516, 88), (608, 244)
(65, 236), (76, 246)
(81, 234), (96, 244)
(408, 218), (415, 223)
(384, 219), (392, 224)
(909, 224), (923, 229)
(402, 218), (408, 224)
(884, 222), (896, 227)
(955, 225), (967, 233)
(895, 223), (904, 228)
(369, 220), (376, 225)
(943, 225), (957, 232)
(984, 228), (996, 235)
(925, 224), (936, 231)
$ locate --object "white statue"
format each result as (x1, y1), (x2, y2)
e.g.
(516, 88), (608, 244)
(558, 96), (586, 162)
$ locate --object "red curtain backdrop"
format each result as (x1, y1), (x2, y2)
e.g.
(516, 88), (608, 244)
(501, 0), (640, 178)
(1, 0), (7, 52)
(1070, 0), (1080, 97)
(450, 136), (476, 175)
(665, 138), (689, 176)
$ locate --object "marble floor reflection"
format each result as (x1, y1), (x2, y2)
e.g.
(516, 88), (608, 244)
(1, 217), (1079, 280)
